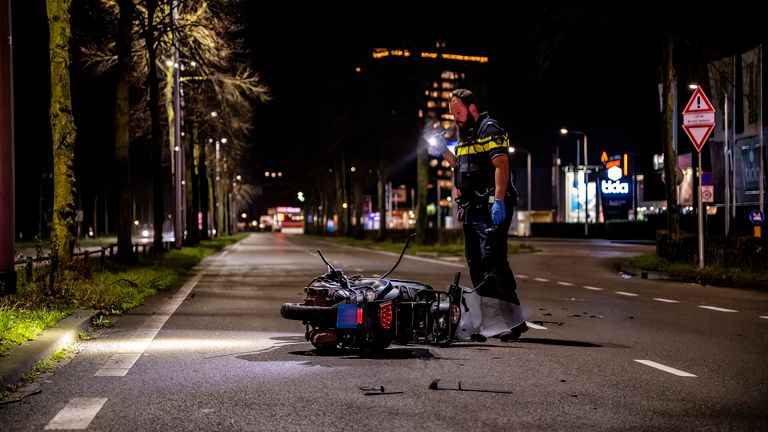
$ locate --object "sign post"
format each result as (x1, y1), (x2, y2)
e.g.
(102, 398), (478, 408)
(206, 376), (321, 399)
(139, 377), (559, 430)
(682, 87), (715, 269)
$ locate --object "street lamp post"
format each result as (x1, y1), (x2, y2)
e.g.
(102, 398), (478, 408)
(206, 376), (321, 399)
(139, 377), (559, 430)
(509, 147), (532, 212)
(561, 129), (589, 236)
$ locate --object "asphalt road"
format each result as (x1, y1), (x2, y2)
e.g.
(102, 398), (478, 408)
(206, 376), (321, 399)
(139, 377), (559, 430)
(2, 233), (767, 431)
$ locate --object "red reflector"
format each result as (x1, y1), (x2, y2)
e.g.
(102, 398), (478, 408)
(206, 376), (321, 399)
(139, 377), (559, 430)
(356, 307), (363, 325)
(379, 302), (393, 330)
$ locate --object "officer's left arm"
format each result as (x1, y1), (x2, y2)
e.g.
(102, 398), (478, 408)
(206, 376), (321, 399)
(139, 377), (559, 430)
(491, 155), (509, 200)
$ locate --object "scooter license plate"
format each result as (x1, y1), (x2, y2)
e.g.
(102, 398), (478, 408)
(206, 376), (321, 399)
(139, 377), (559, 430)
(336, 304), (360, 329)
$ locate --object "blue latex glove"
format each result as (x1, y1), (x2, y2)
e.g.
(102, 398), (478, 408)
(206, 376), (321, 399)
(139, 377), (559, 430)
(427, 133), (448, 156)
(491, 199), (505, 225)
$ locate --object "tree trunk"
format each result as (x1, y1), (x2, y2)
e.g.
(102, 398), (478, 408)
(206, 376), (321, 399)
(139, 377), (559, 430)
(184, 121), (199, 245)
(662, 36), (680, 238)
(115, 0), (134, 262)
(145, 0), (165, 252)
(199, 141), (210, 239)
(415, 138), (429, 244)
(377, 136), (388, 240)
(46, 0), (77, 262)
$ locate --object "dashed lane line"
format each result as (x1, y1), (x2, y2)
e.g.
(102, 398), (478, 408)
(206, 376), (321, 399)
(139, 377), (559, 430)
(760, 316), (768, 319)
(583, 286), (604, 291)
(534, 278), (550, 282)
(615, 291), (639, 297)
(634, 360), (697, 377)
(653, 298), (680, 303)
(698, 305), (738, 313)
(45, 398), (108, 430)
(556, 281), (574, 286)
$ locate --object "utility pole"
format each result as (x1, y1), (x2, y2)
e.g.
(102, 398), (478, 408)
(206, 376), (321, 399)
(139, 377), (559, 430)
(0, 0), (16, 294)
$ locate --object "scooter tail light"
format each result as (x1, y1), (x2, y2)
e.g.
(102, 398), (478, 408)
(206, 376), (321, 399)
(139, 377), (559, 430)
(450, 304), (460, 325)
(379, 302), (393, 331)
(356, 307), (363, 325)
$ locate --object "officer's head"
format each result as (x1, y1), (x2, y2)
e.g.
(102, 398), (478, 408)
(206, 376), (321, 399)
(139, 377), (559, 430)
(449, 89), (480, 134)
(449, 89), (480, 135)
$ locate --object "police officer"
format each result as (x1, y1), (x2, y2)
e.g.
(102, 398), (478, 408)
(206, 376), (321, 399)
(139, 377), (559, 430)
(430, 89), (527, 341)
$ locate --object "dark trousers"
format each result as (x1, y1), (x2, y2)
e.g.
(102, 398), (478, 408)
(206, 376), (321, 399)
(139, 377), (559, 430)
(462, 196), (520, 305)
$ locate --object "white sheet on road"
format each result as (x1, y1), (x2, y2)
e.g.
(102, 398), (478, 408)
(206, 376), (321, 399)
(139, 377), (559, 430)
(455, 288), (531, 340)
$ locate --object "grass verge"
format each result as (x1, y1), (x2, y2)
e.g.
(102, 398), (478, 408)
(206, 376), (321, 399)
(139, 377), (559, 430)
(624, 253), (768, 289)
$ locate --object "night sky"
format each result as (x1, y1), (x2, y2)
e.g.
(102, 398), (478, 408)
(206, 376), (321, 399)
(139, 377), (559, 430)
(9, 1), (765, 236)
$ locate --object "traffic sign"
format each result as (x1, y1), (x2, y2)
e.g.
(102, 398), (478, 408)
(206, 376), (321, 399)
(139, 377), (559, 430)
(682, 87), (715, 153)
(682, 87), (715, 114)
(701, 185), (714, 203)
(749, 210), (764, 225)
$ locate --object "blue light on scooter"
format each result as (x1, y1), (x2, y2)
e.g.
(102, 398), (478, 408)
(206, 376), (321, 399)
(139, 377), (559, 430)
(337, 303), (360, 329)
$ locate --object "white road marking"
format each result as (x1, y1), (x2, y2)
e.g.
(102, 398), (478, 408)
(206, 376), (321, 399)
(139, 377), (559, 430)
(526, 321), (547, 330)
(760, 316), (768, 319)
(45, 398), (108, 430)
(615, 291), (639, 297)
(517, 274), (528, 279)
(653, 298), (680, 303)
(354, 268), (364, 273)
(556, 281), (574, 286)
(699, 305), (738, 313)
(534, 278), (550, 282)
(95, 271), (205, 377)
(583, 286), (603, 291)
(634, 360), (697, 377)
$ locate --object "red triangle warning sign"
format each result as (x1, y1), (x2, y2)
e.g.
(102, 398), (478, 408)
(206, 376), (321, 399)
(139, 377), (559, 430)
(682, 87), (714, 114)
(683, 123), (714, 152)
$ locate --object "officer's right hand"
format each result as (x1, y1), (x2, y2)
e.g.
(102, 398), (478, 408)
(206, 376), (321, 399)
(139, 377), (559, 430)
(427, 133), (449, 155)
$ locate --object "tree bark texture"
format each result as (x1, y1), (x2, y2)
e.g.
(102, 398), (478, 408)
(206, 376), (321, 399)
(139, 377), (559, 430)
(46, 0), (77, 261)
(662, 36), (680, 238)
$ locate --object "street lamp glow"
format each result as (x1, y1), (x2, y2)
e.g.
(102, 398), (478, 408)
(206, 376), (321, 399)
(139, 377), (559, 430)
(241, 212), (247, 219)
(235, 174), (242, 181)
(342, 203), (348, 209)
(134, 220), (139, 226)
(264, 171), (270, 177)
(190, 61), (197, 67)
(277, 172), (283, 177)
(350, 166), (356, 172)
(508, 147), (515, 153)
(688, 83), (699, 90)
(271, 172), (276, 178)
(560, 128), (569, 135)
(221, 138), (227, 144)
(210, 111), (218, 117)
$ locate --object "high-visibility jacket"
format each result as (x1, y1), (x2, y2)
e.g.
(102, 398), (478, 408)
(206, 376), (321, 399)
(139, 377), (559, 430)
(454, 112), (514, 201)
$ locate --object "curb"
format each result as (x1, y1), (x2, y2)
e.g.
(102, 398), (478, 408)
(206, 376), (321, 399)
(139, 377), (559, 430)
(620, 263), (670, 280)
(0, 309), (95, 390)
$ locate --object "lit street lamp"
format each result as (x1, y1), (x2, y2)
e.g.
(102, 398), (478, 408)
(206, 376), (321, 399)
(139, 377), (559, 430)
(560, 128), (589, 236)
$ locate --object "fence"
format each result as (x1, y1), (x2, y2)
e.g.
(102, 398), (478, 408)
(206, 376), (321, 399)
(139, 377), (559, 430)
(12, 241), (173, 288)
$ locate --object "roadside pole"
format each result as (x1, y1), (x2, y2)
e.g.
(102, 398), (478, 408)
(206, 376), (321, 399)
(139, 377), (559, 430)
(682, 87), (715, 269)
(0, 0), (16, 294)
